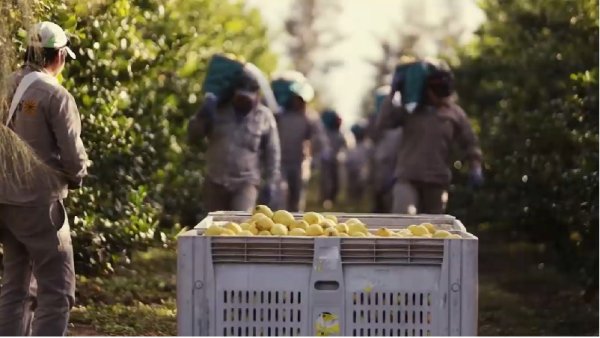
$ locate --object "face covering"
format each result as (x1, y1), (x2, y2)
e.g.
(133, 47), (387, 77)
(232, 91), (258, 115)
(430, 83), (453, 98)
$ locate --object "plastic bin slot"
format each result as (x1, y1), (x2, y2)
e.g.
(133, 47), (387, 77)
(348, 291), (434, 336)
(211, 237), (313, 244)
(212, 251), (313, 257)
(341, 257), (442, 265)
(218, 289), (305, 336)
(341, 241), (444, 265)
(213, 258), (314, 263)
(212, 240), (314, 264)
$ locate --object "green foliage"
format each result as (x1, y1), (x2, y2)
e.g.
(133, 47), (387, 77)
(15, 0), (278, 274)
(451, 0), (598, 293)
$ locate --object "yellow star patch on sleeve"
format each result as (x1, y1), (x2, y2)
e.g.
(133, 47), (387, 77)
(21, 100), (38, 116)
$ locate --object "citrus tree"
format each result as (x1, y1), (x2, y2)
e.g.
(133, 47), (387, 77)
(451, 0), (598, 295)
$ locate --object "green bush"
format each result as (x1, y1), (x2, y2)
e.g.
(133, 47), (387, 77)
(451, 0), (598, 294)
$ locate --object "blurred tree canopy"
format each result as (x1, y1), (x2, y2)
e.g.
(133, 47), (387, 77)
(4, 0), (277, 274)
(450, 0), (598, 295)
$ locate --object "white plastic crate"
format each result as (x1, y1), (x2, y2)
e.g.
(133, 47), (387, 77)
(177, 212), (478, 336)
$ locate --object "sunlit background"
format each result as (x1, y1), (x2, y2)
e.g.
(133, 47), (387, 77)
(245, 0), (485, 123)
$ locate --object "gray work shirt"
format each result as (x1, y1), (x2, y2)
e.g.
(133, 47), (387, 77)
(188, 103), (281, 189)
(276, 109), (329, 169)
(376, 97), (482, 185)
(1, 66), (88, 206)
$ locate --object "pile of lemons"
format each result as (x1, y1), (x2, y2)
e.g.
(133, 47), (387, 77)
(204, 205), (462, 239)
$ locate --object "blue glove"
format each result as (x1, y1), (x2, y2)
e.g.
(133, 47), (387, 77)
(262, 183), (276, 206)
(382, 176), (397, 193)
(391, 68), (404, 95)
(468, 166), (484, 188)
(200, 92), (218, 120)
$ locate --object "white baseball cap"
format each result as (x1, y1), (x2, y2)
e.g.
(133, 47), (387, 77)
(28, 21), (76, 59)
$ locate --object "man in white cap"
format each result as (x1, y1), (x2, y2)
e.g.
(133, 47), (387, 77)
(0, 21), (87, 335)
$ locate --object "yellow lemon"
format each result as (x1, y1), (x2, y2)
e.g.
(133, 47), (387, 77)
(306, 224), (324, 236)
(273, 210), (295, 227)
(271, 223), (289, 236)
(375, 227), (393, 237)
(346, 218), (363, 226)
(335, 223), (349, 234)
(204, 225), (223, 236)
(253, 204), (273, 218)
(324, 228), (340, 237)
(350, 231), (367, 237)
(348, 223), (368, 235)
(220, 229), (236, 236)
(224, 222), (242, 234)
(324, 214), (338, 223)
(320, 219), (336, 229)
(396, 229), (412, 236)
(303, 212), (324, 225)
(422, 223), (437, 234)
(408, 224), (429, 236)
(432, 230), (451, 238)
(240, 222), (258, 235)
(254, 214), (275, 231)
(290, 220), (309, 230)
(289, 228), (307, 236)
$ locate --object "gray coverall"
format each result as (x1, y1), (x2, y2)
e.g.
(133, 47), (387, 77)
(276, 110), (329, 211)
(376, 97), (482, 214)
(0, 65), (88, 336)
(319, 129), (348, 204)
(188, 103), (281, 212)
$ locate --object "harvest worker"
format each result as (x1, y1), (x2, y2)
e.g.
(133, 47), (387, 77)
(271, 71), (330, 211)
(345, 122), (372, 206)
(376, 61), (483, 214)
(0, 22), (88, 336)
(188, 57), (281, 212)
(319, 109), (348, 209)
